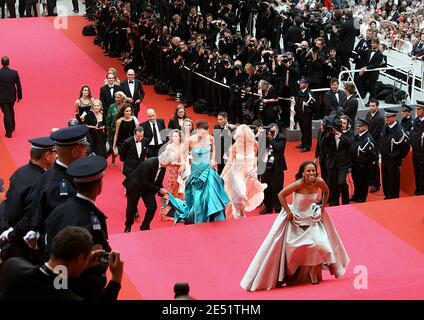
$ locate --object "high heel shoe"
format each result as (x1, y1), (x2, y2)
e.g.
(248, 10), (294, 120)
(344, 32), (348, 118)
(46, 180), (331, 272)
(309, 268), (319, 285)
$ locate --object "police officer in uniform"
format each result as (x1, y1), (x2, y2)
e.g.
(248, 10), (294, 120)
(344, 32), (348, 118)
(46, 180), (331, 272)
(350, 119), (377, 203)
(400, 104), (414, 135)
(380, 109), (410, 200)
(0, 137), (56, 261)
(45, 156), (113, 301)
(23, 125), (90, 251)
(410, 101), (424, 196)
(45, 155), (110, 254)
(295, 77), (316, 152)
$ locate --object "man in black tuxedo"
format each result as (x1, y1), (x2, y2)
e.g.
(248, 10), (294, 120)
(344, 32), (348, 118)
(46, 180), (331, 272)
(357, 38), (384, 99)
(122, 151), (176, 232)
(213, 112), (236, 174)
(338, 10), (359, 72)
(99, 73), (123, 115)
(323, 79), (346, 116)
(119, 126), (147, 177)
(365, 98), (385, 193)
(120, 69), (145, 119)
(0, 56), (22, 138)
(340, 82), (358, 123)
(141, 108), (167, 158)
(260, 123), (287, 214)
(322, 115), (354, 206)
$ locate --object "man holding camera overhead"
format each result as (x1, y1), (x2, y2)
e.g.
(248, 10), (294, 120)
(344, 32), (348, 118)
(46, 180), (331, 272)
(321, 114), (354, 206)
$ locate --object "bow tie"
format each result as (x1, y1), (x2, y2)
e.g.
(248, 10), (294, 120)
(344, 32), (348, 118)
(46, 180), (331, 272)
(129, 81), (134, 84)
(136, 140), (142, 143)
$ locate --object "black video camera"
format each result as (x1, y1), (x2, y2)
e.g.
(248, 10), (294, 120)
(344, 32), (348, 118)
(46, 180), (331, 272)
(323, 112), (343, 135)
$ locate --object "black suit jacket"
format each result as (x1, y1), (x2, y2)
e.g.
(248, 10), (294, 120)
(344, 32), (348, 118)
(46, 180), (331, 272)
(323, 90), (347, 116)
(269, 132), (287, 171)
(122, 157), (166, 195)
(366, 109), (385, 148)
(339, 18), (359, 53)
(1, 258), (81, 300)
(323, 129), (354, 169)
(364, 50), (384, 81)
(119, 136), (148, 176)
(341, 95), (358, 123)
(141, 119), (167, 145)
(99, 84), (123, 114)
(120, 79), (145, 112)
(0, 66), (22, 103)
(45, 196), (110, 254)
(168, 117), (184, 131)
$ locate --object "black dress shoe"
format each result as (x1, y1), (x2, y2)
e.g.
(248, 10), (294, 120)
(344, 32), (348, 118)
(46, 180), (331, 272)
(124, 226), (131, 233)
(349, 197), (357, 202)
(260, 209), (273, 214)
(369, 186), (380, 193)
(140, 225), (151, 231)
(295, 144), (304, 149)
(5, 133), (12, 138)
(299, 148), (311, 153)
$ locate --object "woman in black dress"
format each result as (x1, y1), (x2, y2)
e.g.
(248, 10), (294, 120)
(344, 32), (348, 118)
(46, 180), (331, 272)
(84, 100), (107, 158)
(112, 104), (139, 155)
(74, 85), (94, 124)
(167, 104), (187, 130)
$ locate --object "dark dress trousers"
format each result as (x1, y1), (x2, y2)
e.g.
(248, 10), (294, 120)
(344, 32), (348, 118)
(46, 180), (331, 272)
(0, 66), (22, 136)
(122, 157), (166, 229)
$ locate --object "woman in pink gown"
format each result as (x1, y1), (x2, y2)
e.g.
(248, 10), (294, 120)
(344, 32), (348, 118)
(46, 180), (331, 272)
(241, 161), (350, 291)
(221, 125), (267, 218)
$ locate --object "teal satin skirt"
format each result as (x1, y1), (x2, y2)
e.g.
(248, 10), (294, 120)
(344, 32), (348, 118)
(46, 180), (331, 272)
(167, 163), (229, 224)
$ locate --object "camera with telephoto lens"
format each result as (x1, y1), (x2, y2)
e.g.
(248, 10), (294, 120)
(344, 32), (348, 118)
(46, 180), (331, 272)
(323, 112), (343, 136)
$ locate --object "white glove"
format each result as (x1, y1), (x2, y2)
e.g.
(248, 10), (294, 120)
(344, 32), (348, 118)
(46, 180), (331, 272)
(0, 227), (14, 241)
(23, 231), (40, 250)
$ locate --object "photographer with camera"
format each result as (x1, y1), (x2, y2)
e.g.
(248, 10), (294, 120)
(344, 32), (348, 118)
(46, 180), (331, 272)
(260, 123), (287, 214)
(1, 226), (123, 301)
(321, 114), (354, 206)
(273, 52), (300, 128)
(258, 79), (279, 125)
(227, 60), (247, 123)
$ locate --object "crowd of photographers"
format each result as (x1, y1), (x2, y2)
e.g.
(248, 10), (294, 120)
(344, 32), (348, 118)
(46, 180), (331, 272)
(82, 0), (424, 203)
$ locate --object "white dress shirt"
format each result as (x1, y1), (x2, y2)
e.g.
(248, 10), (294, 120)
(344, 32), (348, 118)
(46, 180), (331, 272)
(128, 80), (135, 98)
(135, 137), (142, 158)
(149, 121), (164, 145)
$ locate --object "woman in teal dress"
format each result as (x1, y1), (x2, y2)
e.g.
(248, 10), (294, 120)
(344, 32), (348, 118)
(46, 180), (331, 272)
(166, 120), (229, 224)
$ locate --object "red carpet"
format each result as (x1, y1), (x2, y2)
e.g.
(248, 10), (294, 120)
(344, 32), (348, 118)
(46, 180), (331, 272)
(0, 17), (421, 300)
(110, 198), (424, 299)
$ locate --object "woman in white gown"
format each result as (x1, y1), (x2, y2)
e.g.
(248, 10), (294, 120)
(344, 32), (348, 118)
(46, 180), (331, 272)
(220, 125), (267, 218)
(241, 161), (350, 291)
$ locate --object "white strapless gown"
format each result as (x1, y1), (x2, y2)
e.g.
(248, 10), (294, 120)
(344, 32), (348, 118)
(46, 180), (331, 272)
(240, 192), (350, 291)
(222, 152), (267, 218)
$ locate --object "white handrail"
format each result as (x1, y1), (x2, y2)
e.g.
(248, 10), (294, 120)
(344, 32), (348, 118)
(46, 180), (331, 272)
(338, 64), (415, 107)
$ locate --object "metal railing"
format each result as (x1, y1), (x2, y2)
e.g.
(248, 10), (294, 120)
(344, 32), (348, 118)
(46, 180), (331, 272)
(338, 64), (416, 109)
